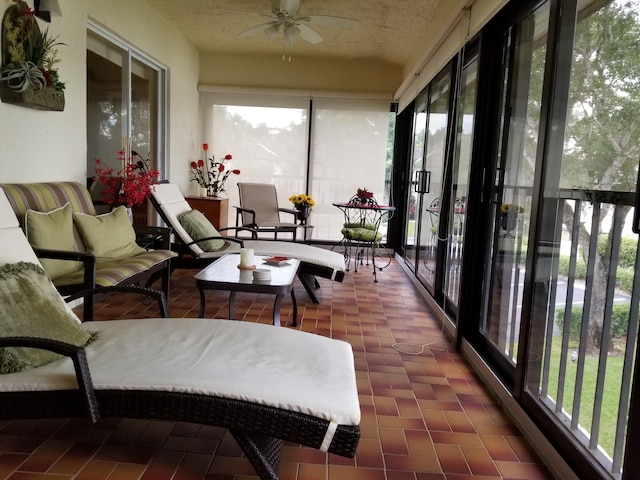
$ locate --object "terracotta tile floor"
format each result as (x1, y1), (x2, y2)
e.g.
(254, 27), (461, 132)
(0, 258), (554, 479)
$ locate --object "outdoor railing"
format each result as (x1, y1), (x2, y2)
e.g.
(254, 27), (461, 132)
(529, 189), (638, 477)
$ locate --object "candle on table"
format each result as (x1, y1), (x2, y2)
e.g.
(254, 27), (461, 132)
(240, 248), (254, 267)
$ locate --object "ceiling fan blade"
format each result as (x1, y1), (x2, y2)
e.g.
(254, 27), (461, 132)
(238, 22), (277, 38)
(297, 23), (323, 44)
(303, 15), (359, 28)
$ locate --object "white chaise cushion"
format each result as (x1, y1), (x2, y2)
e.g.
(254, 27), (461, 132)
(0, 190), (41, 267)
(0, 318), (361, 427)
(152, 183), (201, 252)
(247, 241), (344, 279)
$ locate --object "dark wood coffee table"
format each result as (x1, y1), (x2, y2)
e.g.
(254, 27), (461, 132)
(194, 254), (301, 326)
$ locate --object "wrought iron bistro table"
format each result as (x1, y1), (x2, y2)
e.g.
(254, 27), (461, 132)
(194, 254), (301, 326)
(332, 200), (395, 282)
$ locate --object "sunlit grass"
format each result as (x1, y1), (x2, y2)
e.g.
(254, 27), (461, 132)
(544, 338), (626, 458)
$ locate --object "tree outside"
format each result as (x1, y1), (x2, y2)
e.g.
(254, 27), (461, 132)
(558, 0), (640, 353)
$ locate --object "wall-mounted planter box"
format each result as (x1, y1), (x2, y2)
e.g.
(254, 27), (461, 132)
(0, 83), (65, 111)
(1, 2), (66, 112)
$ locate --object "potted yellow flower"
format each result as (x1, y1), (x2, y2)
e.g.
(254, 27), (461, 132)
(289, 193), (315, 222)
(499, 203), (524, 232)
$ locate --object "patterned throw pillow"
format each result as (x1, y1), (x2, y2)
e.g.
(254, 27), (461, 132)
(178, 210), (227, 252)
(0, 262), (95, 374)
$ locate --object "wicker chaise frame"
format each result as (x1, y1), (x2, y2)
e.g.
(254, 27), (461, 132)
(0, 388), (360, 480)
(0, 287), (360, 480)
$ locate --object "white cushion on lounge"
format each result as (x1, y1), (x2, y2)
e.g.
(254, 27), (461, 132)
(152, 183), (345, 278)
(0, 318), (361, 426)
(245, 241), (343, 278)
(0, 190), (41, 266)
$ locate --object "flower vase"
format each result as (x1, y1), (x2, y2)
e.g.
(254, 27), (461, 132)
(500, 212), (517, 232)
(125, 207), (133, 224)
(295, 205), (311, 223)
(199, 187), (208, 197)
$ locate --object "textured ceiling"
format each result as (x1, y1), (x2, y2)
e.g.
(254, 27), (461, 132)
(146, 0), (447, 68)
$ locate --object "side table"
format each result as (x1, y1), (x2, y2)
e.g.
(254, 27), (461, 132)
(298, 224), (314, 243)
(185, 195), (228, 231)
(194, 254), (301, 326)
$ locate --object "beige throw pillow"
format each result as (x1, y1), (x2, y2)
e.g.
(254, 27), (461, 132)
(73, 206), (146, 260)
(24, 203), (81, 280)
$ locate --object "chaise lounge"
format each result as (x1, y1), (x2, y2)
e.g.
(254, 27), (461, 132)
(150, 183), (346, 303)
(0, 190), (360, 480)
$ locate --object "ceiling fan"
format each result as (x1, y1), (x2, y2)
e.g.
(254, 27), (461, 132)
(239, 0), (359, 47)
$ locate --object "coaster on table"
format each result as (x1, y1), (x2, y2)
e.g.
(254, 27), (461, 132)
(253, 268), (271, 281)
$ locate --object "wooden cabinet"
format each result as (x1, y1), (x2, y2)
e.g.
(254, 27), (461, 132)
(185, 196), (229, 231)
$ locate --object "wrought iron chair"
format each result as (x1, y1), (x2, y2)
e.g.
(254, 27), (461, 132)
(424, 196), (466, 272)
(333, 193), (392, 282)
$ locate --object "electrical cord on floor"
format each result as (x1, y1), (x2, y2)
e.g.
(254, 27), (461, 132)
(391, 340), (445, 354)
(391, 315), (447, 354)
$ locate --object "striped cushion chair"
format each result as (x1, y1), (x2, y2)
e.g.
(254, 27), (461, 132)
(1, 182), (176, 321)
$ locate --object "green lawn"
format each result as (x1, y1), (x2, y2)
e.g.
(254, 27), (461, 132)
(544, 338), (626, 458)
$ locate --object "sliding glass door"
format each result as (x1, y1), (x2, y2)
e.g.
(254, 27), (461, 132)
(480, 2), (549, 371)
(86, 26), (166, 183)
(403, 67), (454, 295)
(415, 69), (451, 292)
(403, 94), (427, 274)
(442, 51), (478, 310)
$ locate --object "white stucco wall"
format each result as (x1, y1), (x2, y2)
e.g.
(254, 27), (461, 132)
(0, 0), (199, 192)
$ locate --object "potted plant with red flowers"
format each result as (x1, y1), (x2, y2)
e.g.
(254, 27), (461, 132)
(349, 187), (378, 207)
(189, 158), (208, 196)
(190, 143), (240, 197)
(94, 152), (159, 221)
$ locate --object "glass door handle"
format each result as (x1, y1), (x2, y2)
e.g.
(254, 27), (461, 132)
(414, 170), (423, 193)
(414, 170), (431, 194)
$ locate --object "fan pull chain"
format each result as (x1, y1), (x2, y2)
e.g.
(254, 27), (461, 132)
(282, 42), (292, 62)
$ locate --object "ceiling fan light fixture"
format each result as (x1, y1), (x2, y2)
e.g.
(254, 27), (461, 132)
(283, 23), (300, 43)
(272, 0), (300, 17)
(265, 23), (280, 38)
(239, 0), (358, 58)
